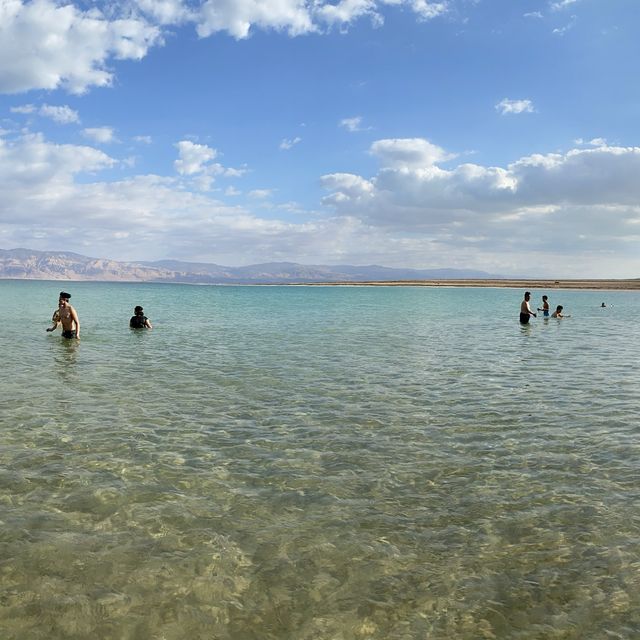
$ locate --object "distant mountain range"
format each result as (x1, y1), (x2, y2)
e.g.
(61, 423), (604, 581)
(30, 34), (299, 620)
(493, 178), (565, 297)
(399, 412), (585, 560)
(0, 248), (504, 283)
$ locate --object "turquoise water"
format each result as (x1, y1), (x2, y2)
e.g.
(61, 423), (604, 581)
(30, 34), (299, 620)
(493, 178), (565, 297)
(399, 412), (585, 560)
(2, 280), (640, 639)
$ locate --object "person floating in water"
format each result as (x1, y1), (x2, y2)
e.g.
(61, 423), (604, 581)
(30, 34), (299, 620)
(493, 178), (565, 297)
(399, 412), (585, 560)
(537, 295), (550, 317)
(601, 302), (606, 308)
(130, 305), (152, 329)
(46, 291), (80, 339)
(520, 291), (537, 324)
(552, 305), (570, 318)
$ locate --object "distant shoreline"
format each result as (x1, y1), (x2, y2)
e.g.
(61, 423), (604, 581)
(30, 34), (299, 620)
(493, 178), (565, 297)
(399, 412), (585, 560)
(292, 279), (640, 290)
(1, 277), (638, 290)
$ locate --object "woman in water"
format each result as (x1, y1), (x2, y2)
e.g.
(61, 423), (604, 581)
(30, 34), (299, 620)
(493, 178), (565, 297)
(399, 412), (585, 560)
(130, 305), (153, 329)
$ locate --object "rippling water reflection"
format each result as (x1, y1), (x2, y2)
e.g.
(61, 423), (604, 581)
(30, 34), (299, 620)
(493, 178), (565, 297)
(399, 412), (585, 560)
(2, 282), (640, 638)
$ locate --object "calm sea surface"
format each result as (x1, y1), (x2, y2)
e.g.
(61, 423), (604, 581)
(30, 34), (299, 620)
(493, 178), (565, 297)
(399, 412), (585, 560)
(2, 280), (640, 639)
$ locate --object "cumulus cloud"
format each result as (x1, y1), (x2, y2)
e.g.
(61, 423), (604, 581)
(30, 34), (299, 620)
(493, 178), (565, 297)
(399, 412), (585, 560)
(407, 0), (447, 21)
(174, 140), (217, 175)
(195, 0), (447, 38)
(197, 0), (314, 38)
(133, 0), (192, 25)
(2, 130), (639, 277)
(319, 137), (640, 273)
(83, 127), (116, 144)
(495, 98), (536, 115)
(370, 138), (456, 167)
(315, 0), (381, 28)
(0, 0), (449, 96)
(0, 132), (115, 209)
(40, 104), (80, 124)
(173, 140), (246, 188)
(0, 0), (161, 94)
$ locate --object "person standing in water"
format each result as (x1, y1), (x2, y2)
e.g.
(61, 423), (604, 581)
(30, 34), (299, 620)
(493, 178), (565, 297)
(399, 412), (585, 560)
(520, 291), (537, 324)
(130, 305), (152, 329)
(46, 291), (80, 339)
(538, 295), (550, 317)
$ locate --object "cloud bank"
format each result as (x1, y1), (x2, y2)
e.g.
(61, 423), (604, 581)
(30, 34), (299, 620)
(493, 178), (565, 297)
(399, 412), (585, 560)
(0, 0), (449, 95)
(0, 130), (639, 277)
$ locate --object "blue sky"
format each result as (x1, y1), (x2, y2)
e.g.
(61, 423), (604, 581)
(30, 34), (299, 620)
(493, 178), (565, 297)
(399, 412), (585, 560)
(1, 0), (639, 277)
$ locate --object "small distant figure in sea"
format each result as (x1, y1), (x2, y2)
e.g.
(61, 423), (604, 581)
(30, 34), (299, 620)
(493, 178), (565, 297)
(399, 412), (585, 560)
(520, 291), (537, 324)
(601, 302), (607, 308)
(130, 305), (152, 329)
(46, 291), (80, 339)
(537, 295), (550, 317)
(552, 305), (570, 318)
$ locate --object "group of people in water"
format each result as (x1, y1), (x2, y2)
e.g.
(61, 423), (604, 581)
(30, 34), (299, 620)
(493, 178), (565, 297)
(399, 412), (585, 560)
(43, 288), (603, 336)
(519, 291), (572, 324)
(46, 291), (151, 340)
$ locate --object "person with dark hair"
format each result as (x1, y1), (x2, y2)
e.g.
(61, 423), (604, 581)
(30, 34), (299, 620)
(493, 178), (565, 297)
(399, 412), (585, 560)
(537, 295), (550, 317)
(552, 305), (570, 318)
(519, 291), (537, 324)
(46, 291), (80, 339)
(130, 305), (152, 329)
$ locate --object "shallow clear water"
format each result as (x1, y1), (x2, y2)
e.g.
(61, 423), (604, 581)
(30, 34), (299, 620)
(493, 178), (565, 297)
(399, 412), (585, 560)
(2, 280), (640, 639)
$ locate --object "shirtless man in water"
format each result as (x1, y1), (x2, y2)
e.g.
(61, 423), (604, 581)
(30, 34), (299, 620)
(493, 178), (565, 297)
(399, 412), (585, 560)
(519, 291), (537, 324)
(46, 291), (80, 339)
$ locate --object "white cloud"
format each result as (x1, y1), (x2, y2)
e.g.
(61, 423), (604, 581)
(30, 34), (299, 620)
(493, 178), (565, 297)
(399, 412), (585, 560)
(279, 136), (302, 150)
(40, 104), (81, 124)
(0, 0), (161, 94)
(524, 11), (543, 18)
(406, 0), (447, 21)
(0, 0), (449, 97)
(495, 98), (535, 115)
(552, 14), (577, 35)
(550, 0), (578, 10)
(339, 116), (368, 132)
(2, 131), (639, 277)
(320, 172), (374, 195)
(0, 132), (115, 205)
(173, 141), (246, 188)
(319, 137), (640, 274)
(195, 0), (446, 39)
(248, 189), (274, 199)
(134, 0), (192, 25)
(315, 0), (381, 28)
(174, 140), (217, 175)
(10, 104), (36, 115)
(197, 0), (316, 38)
(83, 127), (116, 144)
(370, 138), (456, 167)
(11, 103), (80, 124)
(134, 135), (153, 144)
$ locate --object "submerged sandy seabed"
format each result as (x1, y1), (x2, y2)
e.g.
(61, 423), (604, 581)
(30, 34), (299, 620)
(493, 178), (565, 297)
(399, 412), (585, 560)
(296, 279), (640, 290)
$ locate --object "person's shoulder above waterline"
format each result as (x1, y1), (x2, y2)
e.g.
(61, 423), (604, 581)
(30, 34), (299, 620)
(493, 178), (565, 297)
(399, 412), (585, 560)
(130, 305), (152, 329)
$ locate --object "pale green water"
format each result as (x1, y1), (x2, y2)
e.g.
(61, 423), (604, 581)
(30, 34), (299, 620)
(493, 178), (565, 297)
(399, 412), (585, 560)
(1, 280), (640, 639)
